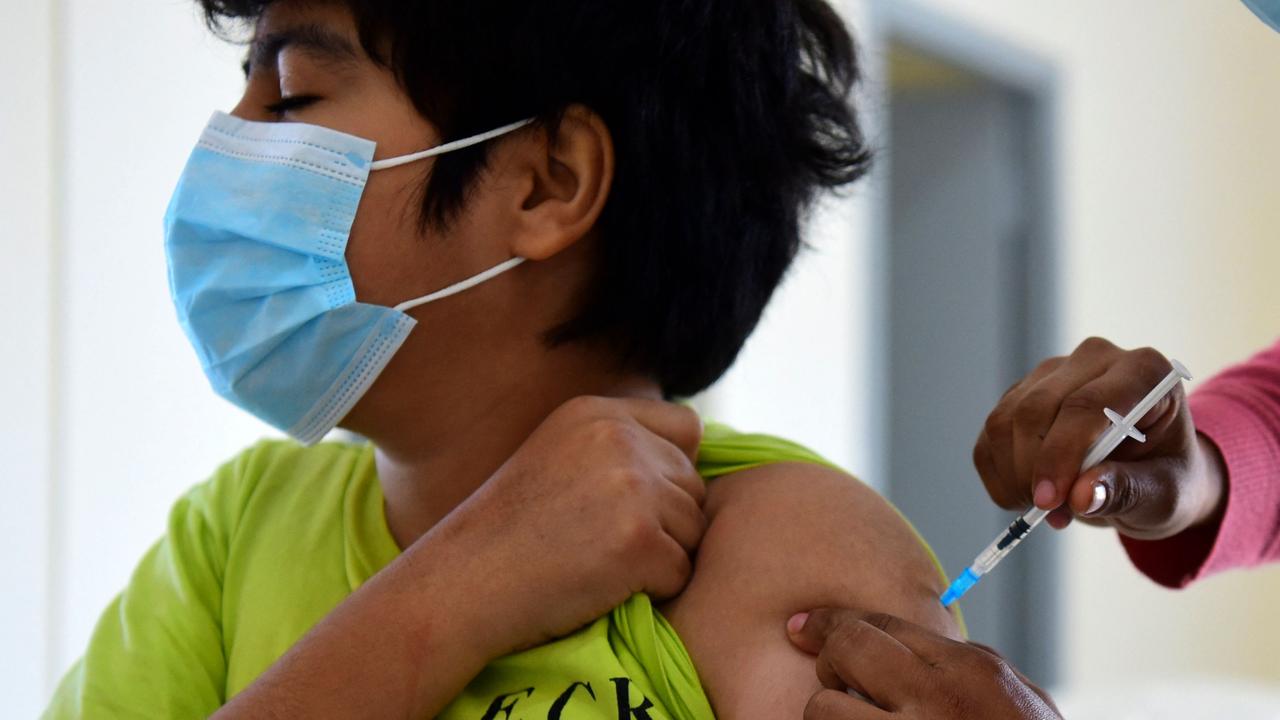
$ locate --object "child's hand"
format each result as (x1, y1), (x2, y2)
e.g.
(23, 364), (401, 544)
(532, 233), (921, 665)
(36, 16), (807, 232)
(438, 395), (707, 659)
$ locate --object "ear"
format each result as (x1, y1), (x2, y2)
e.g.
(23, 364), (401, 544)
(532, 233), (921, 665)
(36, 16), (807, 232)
(502, 104), (614, 261)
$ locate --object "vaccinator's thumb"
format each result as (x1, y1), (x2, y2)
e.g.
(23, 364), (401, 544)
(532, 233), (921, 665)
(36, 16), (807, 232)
(1069, 460), (1178, 536)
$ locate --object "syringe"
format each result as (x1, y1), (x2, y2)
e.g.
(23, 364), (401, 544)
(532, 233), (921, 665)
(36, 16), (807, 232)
(939, 358), (1193, 608)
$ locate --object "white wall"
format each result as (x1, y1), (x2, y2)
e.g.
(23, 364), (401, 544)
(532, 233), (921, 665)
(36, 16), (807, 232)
(6, 0), (1280, 713)
(1, 3), (56, 717)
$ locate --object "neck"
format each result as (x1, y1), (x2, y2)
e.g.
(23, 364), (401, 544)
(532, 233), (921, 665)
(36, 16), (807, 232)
(348, 340), (661, 549)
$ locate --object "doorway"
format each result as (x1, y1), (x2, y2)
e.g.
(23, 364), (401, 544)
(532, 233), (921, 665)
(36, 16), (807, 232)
(876, 6), (1061, 686)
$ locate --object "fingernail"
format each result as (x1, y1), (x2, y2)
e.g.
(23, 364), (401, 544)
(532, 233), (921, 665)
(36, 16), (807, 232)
(1034, 480), (1056, 508)
(1084, 483), (1108, 516)
(787, 612), (809, 634)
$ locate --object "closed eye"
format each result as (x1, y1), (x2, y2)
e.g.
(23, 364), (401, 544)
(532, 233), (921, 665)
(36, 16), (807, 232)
(265, 95), (321, 118)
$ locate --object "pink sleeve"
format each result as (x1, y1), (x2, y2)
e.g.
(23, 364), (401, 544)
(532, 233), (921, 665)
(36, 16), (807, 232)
(1120, 338), (1280, 588)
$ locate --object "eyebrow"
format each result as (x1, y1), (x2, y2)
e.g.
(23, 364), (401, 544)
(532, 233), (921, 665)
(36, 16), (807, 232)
(242, 23), (360, 77)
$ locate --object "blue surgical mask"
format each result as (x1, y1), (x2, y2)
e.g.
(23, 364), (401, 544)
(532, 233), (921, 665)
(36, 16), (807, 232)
(1243, 0), (1280, 31)
(164, 111), (532, 444)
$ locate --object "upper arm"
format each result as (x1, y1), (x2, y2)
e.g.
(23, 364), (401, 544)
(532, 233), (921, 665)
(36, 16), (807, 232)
(658, 462), (958, 719)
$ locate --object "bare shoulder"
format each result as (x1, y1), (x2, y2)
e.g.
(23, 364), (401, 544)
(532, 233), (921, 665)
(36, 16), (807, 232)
(659, 461), (959, 718)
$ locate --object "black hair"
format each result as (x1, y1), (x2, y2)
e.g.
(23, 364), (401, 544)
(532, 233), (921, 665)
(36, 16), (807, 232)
(199, 0), (872, 397)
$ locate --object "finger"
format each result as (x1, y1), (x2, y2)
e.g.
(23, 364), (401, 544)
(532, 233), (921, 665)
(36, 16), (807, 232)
(966, 643), (1059, 711)
(1067, 467), (1111, 517)
(787, 607), (844, 655)
(655, 477), (707, 552)
(804, 689), (891, 720)
(790, 608), (951, 662)
(854, 612), (958, 665)
(1031, 349), (1174, 509)
(977, 357), (1070, 509)
(974, 430), (1023, 510)
(670, 458), (708, 506)
(1045, 506), (1073, 530)
(1010, 359), (1113, 508)
(620, 413), (706, 505)
(967, 641), (1002, 657)
(1067, 460), (1179, 537)
(980, 401), (1022, 509)
(1002, 355), (1068, 401)
(812, 618), (923, 706)
(788, 609), (930, 705)
(615, 398), (703, 464)
(643, 532), (694, 600)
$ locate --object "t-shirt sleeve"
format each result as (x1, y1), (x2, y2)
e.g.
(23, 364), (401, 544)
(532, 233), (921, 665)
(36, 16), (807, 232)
(44, 450), (257, 719)
(1120, 339), (1280, 588)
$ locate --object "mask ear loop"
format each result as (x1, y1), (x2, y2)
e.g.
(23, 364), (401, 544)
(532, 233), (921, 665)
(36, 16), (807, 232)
(370, 118), (535, 171)
(379, 117), (534, 312)
(394, 257), (527, 313)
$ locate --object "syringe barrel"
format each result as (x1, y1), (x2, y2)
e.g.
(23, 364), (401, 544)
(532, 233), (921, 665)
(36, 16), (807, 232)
(973, 542), (1002, 575)
(1079, 427), (1126, 472)
(973, 508), (1049, 575)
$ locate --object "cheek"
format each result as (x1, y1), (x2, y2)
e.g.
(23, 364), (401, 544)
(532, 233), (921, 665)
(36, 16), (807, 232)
(344, 174), (432, 306)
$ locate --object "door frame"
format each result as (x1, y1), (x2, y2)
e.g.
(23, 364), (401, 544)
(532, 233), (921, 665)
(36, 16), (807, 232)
(862, 0), (1063, 685)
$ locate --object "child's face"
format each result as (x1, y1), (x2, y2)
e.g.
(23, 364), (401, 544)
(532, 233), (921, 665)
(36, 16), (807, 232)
(234, 2), (493, 315)
(224, 1), (612, 436)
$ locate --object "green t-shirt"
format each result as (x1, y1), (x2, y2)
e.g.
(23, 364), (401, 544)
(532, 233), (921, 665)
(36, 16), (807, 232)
(45, 423), (949, 719)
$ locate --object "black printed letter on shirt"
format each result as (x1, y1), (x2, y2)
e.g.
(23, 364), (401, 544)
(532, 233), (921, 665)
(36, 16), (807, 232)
(609, 678), (655, 720)
(480, 688), (534, 720)
(549, 681), (597, 719)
